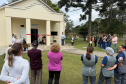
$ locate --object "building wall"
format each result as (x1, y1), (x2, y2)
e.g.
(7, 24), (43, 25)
(0, 9), (7, 46)
(5, 3), (64, 21)
(0, 0), (65, 46)
(51, 21), (60, 43)
(31, 19), (46, 41)
(12, 18), (26, 39)
(12, 18), (47, 42)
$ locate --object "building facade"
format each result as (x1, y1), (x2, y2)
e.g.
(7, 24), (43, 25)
(0, 0), (65, 46)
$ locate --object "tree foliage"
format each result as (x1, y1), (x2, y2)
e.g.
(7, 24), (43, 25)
(58, 0), (98, 41)
(77, 23), (88, 41)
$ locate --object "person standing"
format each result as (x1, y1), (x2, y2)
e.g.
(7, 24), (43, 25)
(81, 46), (98, 84)
(94, 36), (97, 47)
(4, 39), (23, 62)
(102, 35), (107, 50)
(48, 43), (63, 84)
(71, 35), (74, 46)
(112, 34), (118, 52)
(106, 35), (109, 47)
(0, 43), (30, 84)
(89, 36), (93, 46)
(12, 34), (17, 45)
(28, 40), (42, 84)
(61, 32), (65, 46)
(108, 33), (112, 47)
(98, 47), (117, 84)
(23, 38), (27, 51)
(114, 45), (126, 84)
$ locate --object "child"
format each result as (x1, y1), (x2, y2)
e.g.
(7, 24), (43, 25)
(0, 43), (30, 84)
(28, 40), (42, 84)
(98, 47), (117, 84)
(81, 46), (98, 84)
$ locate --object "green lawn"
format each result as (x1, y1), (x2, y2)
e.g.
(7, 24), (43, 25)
(0, 51), (114, 84)
(65, 38), (125, 52)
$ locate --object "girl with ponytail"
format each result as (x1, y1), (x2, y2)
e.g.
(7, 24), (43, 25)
(81, 46), (98, 84)
(0, 43), (30, 84)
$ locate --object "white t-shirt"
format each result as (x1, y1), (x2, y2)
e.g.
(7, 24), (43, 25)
(12, 38), (16, 45)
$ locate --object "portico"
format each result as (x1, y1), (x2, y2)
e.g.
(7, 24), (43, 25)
(0, 0), (65, 46)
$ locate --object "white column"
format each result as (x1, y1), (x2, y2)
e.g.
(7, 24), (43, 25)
(26, 18), (31, 44)
(59, 21), (64, 45)
(46, 20), (51, 46)
(6, 17), (12, 45)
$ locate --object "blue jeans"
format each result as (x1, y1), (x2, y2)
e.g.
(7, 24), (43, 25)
(103, 42), (106, 49)
(113, 44), (116, 52)
(108, 43), (111, 47)
(61, 39), (64, 45)
(106, 43), (108, 47)
(82, 75), (96, 84)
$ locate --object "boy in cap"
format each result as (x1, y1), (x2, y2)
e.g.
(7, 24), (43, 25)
(98, 47), (117, 84)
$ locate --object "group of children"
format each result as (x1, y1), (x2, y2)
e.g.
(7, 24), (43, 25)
(82, 45), (126, 84)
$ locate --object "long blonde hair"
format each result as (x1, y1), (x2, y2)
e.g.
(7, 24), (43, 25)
(8, 43), (23, 67)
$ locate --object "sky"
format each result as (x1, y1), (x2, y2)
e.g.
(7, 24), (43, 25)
(0, 0), (100, 27)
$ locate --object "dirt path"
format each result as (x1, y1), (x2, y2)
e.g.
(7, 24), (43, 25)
(0, 44), (118, 57)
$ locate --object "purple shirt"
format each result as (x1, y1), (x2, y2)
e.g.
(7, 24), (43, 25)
(48, 51), (63, 71)
(28, 48), (42, 70)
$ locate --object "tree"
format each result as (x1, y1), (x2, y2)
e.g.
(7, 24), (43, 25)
(58, 0), (98, 41)
(78, 23), (88, 41)
(65, 19), (74, 38)
(43, 0), (60, 13)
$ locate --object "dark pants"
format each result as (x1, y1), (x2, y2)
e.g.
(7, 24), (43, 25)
(89, 43), (92, 46)
(114, 71), (126, 84)
(98, 41), (102, 48)
(48, 71), (61, 84)
(31, 69), (42, 84)
(82, 75), (96, 84)
(94, 42), (97, 47)
(61, 39), (64, 45)
(98, 72), (112, 84)
(71, 42), (74, 45)
(108, 43), (111, 47)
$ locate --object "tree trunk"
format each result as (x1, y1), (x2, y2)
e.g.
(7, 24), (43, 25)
(88, 4), (92, 41)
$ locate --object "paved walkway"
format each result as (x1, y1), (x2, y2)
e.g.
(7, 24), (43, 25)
(0, 44), (118, 57)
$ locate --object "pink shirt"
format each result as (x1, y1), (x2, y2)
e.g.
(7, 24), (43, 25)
(112, 37), (118, 44)
(47, 51), (63, 71)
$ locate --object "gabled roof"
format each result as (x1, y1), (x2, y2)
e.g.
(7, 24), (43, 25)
(0, 0), (57, 13)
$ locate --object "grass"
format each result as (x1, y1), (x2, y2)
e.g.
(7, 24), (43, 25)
(0, 51), (114, 84)
(65, 38), (124, 52)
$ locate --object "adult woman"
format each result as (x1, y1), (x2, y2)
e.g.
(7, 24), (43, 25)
(71, 35), (74, 45)
(102, 35), (107, 49)
(81, 46), (98, 84)
(48, 43), (63, 84)
(94, 36), (97, 47)
(112, 34), (118, 52)
(89, 36), (93, 46)
(98, 47), (117, 84)
(0, 43), (30, 84)
(28, 40), (42, 84)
